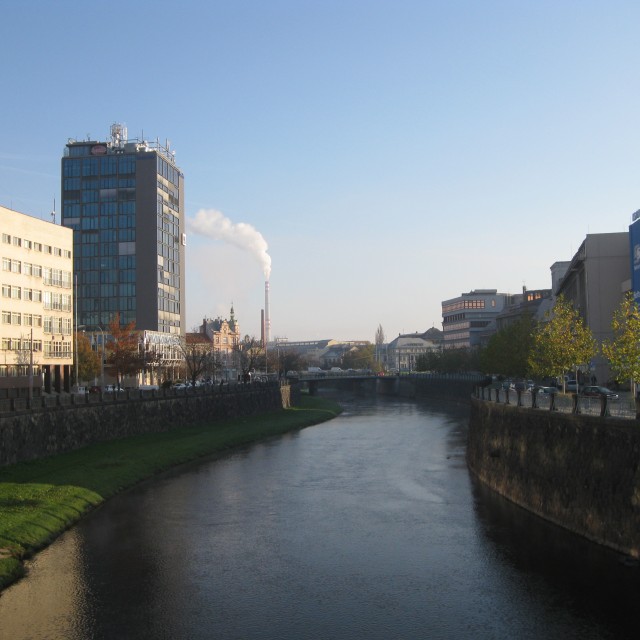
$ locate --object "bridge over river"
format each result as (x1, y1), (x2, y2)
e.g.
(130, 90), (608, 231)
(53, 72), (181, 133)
(295, 371), (484, 397)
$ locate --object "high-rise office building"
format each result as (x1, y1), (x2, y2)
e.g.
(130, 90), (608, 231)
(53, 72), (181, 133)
(61, 123), (185, 336)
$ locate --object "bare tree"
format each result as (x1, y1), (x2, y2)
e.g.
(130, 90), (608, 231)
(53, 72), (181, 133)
(178, 333), (219, 385)
(233, 335), (264, 381)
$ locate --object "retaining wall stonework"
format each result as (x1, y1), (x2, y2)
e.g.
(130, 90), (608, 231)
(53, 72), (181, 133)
(0, 384), (298, 467)
(468, 398), (640, 558)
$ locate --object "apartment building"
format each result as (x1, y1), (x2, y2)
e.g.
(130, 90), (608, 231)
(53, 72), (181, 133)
(0, 205), (74, 396)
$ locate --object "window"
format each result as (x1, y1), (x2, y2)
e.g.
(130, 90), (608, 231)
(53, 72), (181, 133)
(2, 234), (10, 244)
(11, 286), (20, 299)
(1, 311), (10, 324)
(24, 239), (32, 249)
(1, 284), (9, 297)
(12, 236), (21, 247)
(11, 260), (20, 273)
(2, 258), (10, 271)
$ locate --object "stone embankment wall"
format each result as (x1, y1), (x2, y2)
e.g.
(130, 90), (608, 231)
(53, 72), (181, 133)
(0, 383), (298, 467)
(467, 398), (640, 558)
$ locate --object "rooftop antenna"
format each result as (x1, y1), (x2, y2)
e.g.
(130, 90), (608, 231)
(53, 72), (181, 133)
(51, 198), (56, 224)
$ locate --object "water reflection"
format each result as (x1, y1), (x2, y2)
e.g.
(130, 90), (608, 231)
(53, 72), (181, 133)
(0, 393), (637, 639)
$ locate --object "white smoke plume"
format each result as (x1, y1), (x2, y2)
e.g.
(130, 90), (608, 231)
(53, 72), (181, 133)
(188, 208), (272, 280)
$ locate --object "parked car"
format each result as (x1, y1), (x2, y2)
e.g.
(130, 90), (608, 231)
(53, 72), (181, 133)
(565, 380), (579, 392)
(582, 385), (619, 399)
(534, 386), (557, 395)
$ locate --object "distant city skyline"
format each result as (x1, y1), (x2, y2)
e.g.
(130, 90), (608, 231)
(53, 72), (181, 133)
(2, 1), (639, 341)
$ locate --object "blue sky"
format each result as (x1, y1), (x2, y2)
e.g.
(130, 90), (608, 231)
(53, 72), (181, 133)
(2, 1), (639, 342)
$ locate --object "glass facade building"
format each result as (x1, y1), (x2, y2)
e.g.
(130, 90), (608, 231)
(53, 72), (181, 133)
(61, 124), (185, 336)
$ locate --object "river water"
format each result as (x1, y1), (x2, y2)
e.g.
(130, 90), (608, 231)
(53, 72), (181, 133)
(0, 393), (638, 639)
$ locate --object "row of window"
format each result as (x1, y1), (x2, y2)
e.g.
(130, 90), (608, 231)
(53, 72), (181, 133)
(1, 234), (71, 259)
(43, 317), (72, 334)
(0, 365), (43, 377)
(2, 338), (43, 351)
(442, 299), (488, 313)
(1, 312), (71, 330)
(63, 202), (136, 218)
(2, 312), (43, 326)
(2, 285), (43, 302)
(43, 292), (72, 312)
(1, 259), (72, 287)
(63, 176), (136, 190)
(63, 155), (136, 177)
(75, 241), (136, 258)
(80, 297), (137, 313)
(79, 267), (135, 285)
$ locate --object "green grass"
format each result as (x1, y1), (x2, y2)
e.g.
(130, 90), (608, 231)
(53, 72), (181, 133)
(0, 395), (342, 591)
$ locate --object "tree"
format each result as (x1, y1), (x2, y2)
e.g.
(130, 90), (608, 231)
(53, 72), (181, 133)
(342, 344), (378, 371)
(374, 324), (385, 367)
(106, 313), (143, 386)
(179, 333), (218, 385)
(479, 315), (536, 378)
(602, 291), (640, 394)
(233, 335), (264, 380)
(278, 349), (307, 375)
(75, 331), (101, 383)
(416, 347), (479, 373)
(528, 295), (596, 390)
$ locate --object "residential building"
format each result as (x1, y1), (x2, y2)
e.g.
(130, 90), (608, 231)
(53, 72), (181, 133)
(441, 289), (515, 349)
(199, 306), (241, 380)
(61, 123), (185, 338)
(1, 205), (74, 395)
(556, 232), (630, 385)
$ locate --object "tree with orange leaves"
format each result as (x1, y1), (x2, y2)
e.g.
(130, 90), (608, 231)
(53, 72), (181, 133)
(105, 313), (143, 386)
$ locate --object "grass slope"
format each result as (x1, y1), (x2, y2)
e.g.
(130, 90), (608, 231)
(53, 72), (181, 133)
(0, 395), (342, 591)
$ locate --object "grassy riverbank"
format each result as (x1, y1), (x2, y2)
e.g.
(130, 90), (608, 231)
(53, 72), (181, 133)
(0, 395), (342, 592)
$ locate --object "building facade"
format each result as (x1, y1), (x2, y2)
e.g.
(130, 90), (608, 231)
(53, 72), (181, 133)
(200, 307), (241, 380)
(385, 330), (442, 372)
(61, 123), (185, 337)
(441, 289), (515, 349)
(1, 206), (74, 395)
(556, 232), (630, 385)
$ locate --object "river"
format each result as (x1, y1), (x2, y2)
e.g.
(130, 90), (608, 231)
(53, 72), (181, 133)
(0, 393), (638, 639)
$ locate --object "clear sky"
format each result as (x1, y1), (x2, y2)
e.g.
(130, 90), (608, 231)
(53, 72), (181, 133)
(2, 1), (639, 342)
